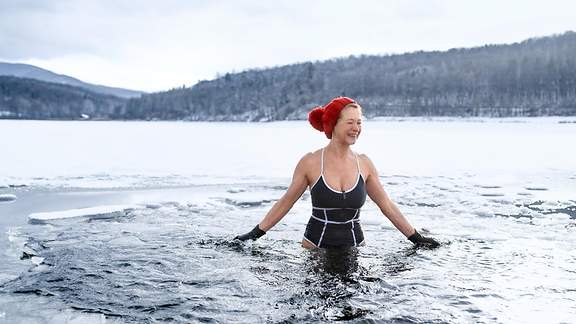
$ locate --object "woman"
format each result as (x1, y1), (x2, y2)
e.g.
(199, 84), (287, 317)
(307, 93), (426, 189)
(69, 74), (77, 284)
(235, 97), (439, 249)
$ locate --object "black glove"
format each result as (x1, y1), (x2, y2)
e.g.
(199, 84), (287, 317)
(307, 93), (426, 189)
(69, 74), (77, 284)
(234, 225), (266, 241)
(408, 229), (440, 248)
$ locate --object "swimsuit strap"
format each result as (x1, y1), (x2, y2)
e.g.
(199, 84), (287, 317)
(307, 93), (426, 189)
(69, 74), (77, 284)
(320, 147), (325, 176)
(354, 152), (361, 175)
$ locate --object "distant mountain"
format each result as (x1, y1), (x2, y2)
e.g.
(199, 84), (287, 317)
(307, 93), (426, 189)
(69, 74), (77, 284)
(124, 31), (576, 120)
(0, 62), (144, 99)
(0, 76), (126, 119)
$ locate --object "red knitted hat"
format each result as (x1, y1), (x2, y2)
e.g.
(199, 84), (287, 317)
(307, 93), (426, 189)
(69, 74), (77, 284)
(308, 97), (356, 139)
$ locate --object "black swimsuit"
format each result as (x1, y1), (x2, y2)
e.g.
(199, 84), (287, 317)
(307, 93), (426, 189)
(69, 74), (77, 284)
(304, 148), (367, 248)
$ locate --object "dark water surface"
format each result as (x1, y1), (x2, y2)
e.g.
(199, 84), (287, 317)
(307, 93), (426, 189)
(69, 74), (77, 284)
(1, 173), (575, 323)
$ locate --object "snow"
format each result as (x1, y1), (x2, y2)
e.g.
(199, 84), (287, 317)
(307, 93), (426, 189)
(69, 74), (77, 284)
(0, 118), (573, 193)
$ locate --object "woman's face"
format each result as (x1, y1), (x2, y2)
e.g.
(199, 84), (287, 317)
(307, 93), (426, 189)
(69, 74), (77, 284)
(332, 105), (362, 145)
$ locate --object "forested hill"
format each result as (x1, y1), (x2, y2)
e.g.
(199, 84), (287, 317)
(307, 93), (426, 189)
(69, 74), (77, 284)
(124, 31), (576, 120)
(0, 76), (126, 119)
(2, 32), (575, 121)
(0, 62), (144, 99)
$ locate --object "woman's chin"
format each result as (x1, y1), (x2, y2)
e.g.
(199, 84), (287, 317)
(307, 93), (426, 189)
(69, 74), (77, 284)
(335, 135), (358, 145)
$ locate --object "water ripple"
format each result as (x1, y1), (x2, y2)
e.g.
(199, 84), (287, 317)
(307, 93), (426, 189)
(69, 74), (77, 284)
(2, 178), (576, 322)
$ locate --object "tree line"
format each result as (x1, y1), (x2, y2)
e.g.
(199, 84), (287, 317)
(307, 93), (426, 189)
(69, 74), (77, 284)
(124, 31), (576, 120)
(2, 31), (576, 120)
(0, 76), (125, 119)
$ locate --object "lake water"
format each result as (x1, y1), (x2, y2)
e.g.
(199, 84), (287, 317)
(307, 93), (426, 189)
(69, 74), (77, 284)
(0, 118), (575, 323)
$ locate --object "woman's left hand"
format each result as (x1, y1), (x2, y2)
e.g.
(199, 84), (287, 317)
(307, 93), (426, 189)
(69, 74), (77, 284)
(408, 229), (440, 248)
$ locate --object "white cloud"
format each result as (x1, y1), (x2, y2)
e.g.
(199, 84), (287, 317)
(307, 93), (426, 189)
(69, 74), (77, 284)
(1, 0), (575, 91)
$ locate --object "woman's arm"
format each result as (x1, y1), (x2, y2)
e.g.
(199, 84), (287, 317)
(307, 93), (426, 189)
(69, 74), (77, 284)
(258, 154), (310, 231)
(362, 154), (439, 247)
(235, 153), (311, 241)
(362, 154), (415, 237)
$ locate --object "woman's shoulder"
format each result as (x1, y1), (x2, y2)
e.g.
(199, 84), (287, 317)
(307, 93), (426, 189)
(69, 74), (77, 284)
(299, 149), (322, 168)
(355, 151), (371, 163)
(355, 152), (376, 172)
(299, 149), (321, 165)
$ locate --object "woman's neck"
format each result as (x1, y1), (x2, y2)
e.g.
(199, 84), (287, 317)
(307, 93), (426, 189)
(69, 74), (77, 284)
(325, 141), (351, 159)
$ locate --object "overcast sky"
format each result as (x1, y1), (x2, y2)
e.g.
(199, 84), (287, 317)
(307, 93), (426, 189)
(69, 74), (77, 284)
(1, 0), (575, 92)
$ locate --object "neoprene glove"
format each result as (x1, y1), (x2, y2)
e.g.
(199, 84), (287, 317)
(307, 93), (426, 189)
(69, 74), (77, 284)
(408, 229), (440, 248)
(234, 225), (266, 241)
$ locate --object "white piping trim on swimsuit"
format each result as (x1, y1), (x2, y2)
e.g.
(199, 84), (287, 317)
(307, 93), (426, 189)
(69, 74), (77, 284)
(317, 209), (328, 247)
(323, 173), (361, 194)
(309, 148), (325, 190)
(303, 236), (318, 248)
(351, 210), (358, 246)
(312, 206), (358, 211)
(310, 148), (364, 193)
(310, 148), (324, 190)
(321, 147), (325, 174)
(303, 236), (365, 248)
(310, 176), (322, 191)
(310, 175), (322, 191)
(309, 214), (360, 224)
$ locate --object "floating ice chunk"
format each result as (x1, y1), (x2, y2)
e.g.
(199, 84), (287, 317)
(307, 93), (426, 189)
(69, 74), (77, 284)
(32, 264), (50, 272)
(224, 198), (274, 208)
(525, 186), (548, 191)
(144, 203), (162, 209)
(472, 208), (494, 217)
(227, 187), (247, 193)
(28, 205), (137, 224)
(31, 256), (44, 266)
(0, 194), (17, 202)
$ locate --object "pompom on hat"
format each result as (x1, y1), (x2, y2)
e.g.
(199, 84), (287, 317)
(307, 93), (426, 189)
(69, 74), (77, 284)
(308, 96), (356, 139)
